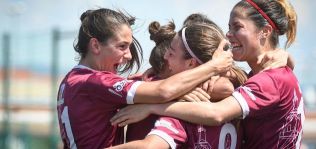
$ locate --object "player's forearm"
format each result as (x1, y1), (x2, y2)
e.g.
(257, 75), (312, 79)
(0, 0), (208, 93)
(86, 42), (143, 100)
(158, 64), (220, 99)
(106, 141), (148, 149)
(151, 97), (242, 126)
(134, 60), (226, 104)
(150, 102), (224, 126)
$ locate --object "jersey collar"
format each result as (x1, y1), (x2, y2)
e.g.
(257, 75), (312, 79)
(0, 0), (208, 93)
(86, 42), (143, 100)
(74, 65), (94, 71)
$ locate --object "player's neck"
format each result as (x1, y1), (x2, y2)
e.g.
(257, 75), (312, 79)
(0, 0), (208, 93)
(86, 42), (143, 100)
(79, 58), (96, 70)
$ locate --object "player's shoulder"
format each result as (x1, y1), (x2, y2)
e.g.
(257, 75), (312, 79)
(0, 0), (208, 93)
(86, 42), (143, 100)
(85, 70), (121, 86)
(262, 66), (295, 84)
(246, 66), (295, 91)
(249, 67), (291, 82)
(264, 66), (292, 75)
(67, 66), (115, 86)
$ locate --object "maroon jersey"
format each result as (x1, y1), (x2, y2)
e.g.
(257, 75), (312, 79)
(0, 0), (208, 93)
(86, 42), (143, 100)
(148, 117), (242, 149)
(126, 115), (159, 142)
(232, 66), (305, 148)
(126, 75), (161, 142)
(56, 65), (142, 149)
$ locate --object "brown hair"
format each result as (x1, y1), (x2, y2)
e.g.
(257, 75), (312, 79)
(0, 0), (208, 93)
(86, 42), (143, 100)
(234, 0), (297, 49)
(148, 21), (176, 74)
(179, 24), (224, 62)
(183, 13), (216, 27)
(74, 8), (143, 73)
(180, 23), (247, 86)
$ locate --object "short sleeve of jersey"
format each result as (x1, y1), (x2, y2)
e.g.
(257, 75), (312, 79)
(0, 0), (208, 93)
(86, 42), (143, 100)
(148, 117), (187, 149)
(232, 72), (280, 119)
(87, 71), (142, 105)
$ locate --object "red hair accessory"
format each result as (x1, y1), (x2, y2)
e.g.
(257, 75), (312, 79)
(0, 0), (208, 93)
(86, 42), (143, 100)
(245, 0), (279, 32)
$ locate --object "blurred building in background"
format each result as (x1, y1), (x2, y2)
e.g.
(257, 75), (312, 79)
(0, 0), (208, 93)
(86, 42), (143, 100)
(0, 0), (315, 148)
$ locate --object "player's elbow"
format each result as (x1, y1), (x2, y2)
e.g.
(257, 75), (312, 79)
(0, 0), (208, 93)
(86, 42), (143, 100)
(204, 107), (227, 126)
(213, 115), (226, 126)
(204, 114), (224, 126)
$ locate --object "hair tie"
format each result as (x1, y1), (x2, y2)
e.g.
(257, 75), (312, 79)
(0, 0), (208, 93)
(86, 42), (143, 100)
(181, 27), (203, 64)
(245, 0), (279, 32)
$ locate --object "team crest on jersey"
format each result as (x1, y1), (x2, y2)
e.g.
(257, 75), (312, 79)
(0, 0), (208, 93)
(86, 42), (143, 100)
(277, 90), (303, 148)
(113, 80), (128, 92)
(194, 125), (211, 149)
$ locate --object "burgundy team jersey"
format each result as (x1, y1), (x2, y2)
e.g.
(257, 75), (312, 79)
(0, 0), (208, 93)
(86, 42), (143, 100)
(56, 65), (142, 149)
(148, 117), (243, 149)
(126, 115), (159, 142)
(232, 66), (305, 148)
(126, 75), (161, 142)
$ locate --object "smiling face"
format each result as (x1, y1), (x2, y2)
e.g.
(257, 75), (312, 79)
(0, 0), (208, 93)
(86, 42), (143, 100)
(226, 8), (262, 63)
(163, 34), (193, 76)
(98, 24), (133, 73)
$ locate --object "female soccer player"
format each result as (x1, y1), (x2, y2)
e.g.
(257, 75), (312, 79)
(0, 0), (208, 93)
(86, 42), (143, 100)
(56, 8), (232, 149)
(111, 0), (304, 148)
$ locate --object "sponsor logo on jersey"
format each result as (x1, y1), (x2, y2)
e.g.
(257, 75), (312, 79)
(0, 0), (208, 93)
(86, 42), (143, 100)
(113, 80), (128, 92)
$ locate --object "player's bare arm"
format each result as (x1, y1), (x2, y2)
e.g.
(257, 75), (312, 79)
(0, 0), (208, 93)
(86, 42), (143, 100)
(133, 41), (233, 104)
(258, 49), (295, 70)
(151, 96), (243, 126)
(203, 77), (234, 102)
(106, 135), (169, 149)
(111, 96), (243, 127)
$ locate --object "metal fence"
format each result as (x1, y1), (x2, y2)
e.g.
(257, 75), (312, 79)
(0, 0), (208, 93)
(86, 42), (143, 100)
(0, 29), (76, 149)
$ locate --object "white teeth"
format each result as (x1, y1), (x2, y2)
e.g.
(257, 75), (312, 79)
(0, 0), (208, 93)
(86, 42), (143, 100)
(232, 46), (241, 51)
(230, 43), (239, 47)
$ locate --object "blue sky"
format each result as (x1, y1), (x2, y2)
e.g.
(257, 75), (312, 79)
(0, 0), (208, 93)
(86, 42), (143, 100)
(0, 0), (315, 86)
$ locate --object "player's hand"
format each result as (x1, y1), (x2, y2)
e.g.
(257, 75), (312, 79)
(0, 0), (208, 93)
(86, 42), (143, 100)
(178, 87), (210, 102)
(201, 75), (220, 96)
(127, 73), (143, 80)
(142, 68), (155, 81)
(257, 49), (294, 70)
(110, 104), (152, 127)
(127, 68), (156, 81)
(211, 40), (233, 74)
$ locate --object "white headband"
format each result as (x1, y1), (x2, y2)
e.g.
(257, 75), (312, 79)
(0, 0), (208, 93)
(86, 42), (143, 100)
(181, 27), (203, 64)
